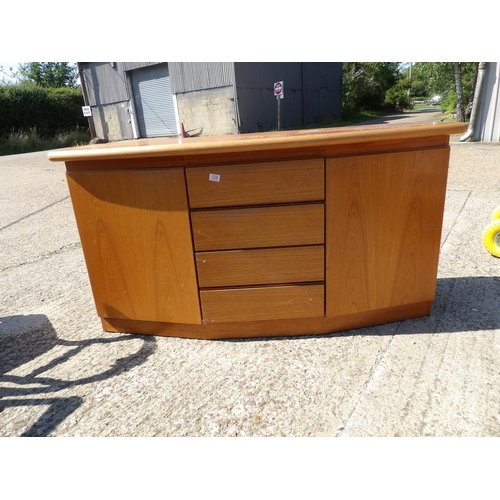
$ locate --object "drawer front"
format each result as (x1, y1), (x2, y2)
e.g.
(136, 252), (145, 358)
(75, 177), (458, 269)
(196, 245), (324, 288)
(191, 203), (324, 251)
(186, 159), (324, 209)
(200, 284), (325, 322)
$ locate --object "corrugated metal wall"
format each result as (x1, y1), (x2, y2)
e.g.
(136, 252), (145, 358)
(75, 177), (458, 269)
(233, 62), (342, 133)
(81, 62), (127, 105)
(475, 62), (500, 142)
(302, 62), (343, 125)
(123, 62), (162, 72)
(234, 63), (303, 132)
(81, 62), (164, 105)
(169, 63), (235, 93)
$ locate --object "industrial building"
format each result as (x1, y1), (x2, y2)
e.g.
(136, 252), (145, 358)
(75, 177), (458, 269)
(77, 62), (343, 141)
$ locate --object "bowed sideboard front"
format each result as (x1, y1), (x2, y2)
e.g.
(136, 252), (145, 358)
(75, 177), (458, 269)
(65, 143), (451, 340)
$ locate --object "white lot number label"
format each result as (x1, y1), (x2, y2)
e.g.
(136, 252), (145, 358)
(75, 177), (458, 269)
(209, 173), (220, 182)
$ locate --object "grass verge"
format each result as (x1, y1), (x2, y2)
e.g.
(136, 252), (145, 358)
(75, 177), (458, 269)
(0, 127), (91, 156)
(302, 110), (391, 129)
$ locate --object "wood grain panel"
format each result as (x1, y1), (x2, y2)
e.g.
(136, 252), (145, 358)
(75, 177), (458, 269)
(200, 284), (325, 322)
(196, 245), (324, 287)
(191, 203), (324, 251)
(66, 169), (201, 324)
(181, 136), (452, 168)
(326, 147), (450, 317)
(64, 136), (452, 172)
(49, 122), (466, 163)
(186, 159), (324, 208)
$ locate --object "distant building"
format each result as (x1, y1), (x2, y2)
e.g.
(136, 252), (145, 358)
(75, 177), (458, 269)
(77, 62), (343, 141)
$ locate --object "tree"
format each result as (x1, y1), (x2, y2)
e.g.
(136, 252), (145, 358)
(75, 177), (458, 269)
(455, 63), (465, 122)
(410, 62), (478, 121)
(385, 78), (411, 111)
(411, 62), (455, 96)
(342, 62), (380, 118)
(18, 62), (78, 88)
(342, 62), (402, 118)
(365, 62), (400, 100)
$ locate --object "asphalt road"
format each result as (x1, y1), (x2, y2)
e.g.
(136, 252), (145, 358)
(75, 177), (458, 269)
(1, 115), (500, 439)
(354, 107), (449, 126)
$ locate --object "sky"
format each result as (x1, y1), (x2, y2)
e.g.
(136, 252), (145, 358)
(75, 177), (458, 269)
(0, 62), (20, 83)
(0, 62), (82, 86)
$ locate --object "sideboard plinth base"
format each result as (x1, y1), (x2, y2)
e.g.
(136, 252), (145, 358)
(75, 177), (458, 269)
(101, 301), (432, 340)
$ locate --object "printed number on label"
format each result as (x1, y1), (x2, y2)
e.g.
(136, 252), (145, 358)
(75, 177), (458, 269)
(209, 173), (220, 182)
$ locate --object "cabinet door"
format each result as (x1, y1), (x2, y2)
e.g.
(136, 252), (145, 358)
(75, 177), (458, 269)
(67, 169), (201, 324)
(326, 148), (450, 317)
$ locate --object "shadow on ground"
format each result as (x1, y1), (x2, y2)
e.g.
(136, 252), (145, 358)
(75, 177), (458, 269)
(1, 277), (498, 434)
(226, 276), (500, 343)
(353, 107), (445, 126)
(399, 276), (500, 334)
(361, 275), (500, 335)
(0, 314), (156, 436)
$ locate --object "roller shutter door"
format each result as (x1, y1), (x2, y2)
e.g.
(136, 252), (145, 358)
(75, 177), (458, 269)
(130, 64), (178, 137)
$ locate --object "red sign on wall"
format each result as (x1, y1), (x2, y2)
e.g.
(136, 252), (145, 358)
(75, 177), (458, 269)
(274, 81), (284, 98)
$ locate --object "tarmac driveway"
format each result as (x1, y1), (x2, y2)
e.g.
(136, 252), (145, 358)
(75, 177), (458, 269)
(1, 126), (500, 437)
(354, 107), (450, 127)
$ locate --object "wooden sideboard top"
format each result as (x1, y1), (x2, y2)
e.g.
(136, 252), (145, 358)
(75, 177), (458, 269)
(47, 122), (467, 163)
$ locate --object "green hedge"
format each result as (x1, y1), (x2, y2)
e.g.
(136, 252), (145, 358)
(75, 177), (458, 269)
(0, 84), (88, 138)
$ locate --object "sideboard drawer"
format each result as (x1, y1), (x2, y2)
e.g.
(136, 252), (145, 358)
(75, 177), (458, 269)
(196, 245), (324, 288)
(186, 159), (324, 209)
(200, 284), (325, 322)
(191, 203), (324, 251)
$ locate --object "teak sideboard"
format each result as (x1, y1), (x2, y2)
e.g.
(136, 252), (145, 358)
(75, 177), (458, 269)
(48, 122), (467, 339)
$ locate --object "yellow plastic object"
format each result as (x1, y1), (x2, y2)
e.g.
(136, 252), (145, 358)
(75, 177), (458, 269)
(482, 220), (500, 258)
(491, 205), (500, 221)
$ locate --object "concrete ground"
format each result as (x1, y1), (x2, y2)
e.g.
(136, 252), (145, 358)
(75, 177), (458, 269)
(1, 115), (500, 437)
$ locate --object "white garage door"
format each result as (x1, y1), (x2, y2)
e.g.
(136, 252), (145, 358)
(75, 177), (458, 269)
(130, 64), (178, 138)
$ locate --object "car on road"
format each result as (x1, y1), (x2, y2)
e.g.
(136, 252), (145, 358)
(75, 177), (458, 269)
(428, 95), (442, 106)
